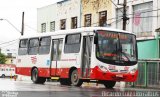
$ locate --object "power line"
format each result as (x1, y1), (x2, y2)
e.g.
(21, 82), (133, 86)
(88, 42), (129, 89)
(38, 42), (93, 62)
(77, 16), (117, 28)
(115, 8), (160, 21)
(109, 0), (123, 13)
(0, 41), (17, 49)
(0, 39), (18, 46)
(24, 24), (37, 32)
(0, 19), (21, 33)
(127, 8), (160, 16)
(130, 15), (160, 19)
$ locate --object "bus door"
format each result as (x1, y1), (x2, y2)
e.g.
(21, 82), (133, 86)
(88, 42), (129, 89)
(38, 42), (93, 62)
(51, 39), (63, 76)
(81, 36), (92, 78)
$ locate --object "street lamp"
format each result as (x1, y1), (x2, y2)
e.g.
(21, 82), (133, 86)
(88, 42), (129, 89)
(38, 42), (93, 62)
(0, 18), (22, 35)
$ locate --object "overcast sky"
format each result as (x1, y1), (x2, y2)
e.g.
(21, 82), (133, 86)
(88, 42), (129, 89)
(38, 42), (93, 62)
(0, 0), (61, 52)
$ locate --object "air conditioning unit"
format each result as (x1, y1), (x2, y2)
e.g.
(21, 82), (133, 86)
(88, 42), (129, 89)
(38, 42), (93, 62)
(155, 28), (160, 32)
(155, 28), (160, 36)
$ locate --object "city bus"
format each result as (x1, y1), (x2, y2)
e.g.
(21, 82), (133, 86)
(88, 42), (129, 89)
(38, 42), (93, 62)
(0, 64), (16, 78)
(16, 27), (138, 88)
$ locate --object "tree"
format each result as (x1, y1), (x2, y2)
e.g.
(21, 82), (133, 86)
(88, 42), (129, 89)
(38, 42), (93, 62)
(0, 53), (6, 64)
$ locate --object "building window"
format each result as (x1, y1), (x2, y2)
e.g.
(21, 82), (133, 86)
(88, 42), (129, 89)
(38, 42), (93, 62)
(71, 17), (77, 29)
(99, 11), (107, 26)
(64, 34), (81, 53)
(50, 21), (55, 32)
(84, 14), (91, 27)
(41, 23), (46, 33)
(132, 2), (153, 37)
(60, 19), (66, 30)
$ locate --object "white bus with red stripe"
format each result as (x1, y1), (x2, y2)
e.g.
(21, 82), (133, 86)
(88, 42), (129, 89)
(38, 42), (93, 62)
(16, 27), (138, 88)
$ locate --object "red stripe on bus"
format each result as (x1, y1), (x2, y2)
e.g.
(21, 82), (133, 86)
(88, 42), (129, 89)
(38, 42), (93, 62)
(16, 66), (138, 82)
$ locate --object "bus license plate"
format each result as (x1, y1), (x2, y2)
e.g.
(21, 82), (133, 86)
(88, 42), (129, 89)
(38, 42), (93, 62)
(116, 74), (123, 77)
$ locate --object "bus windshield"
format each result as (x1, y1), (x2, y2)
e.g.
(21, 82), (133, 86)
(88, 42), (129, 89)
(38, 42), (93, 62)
(96, 30), (137, 66)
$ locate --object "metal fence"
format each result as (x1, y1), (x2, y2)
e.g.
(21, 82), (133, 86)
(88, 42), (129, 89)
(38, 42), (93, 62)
(127, 60), (160, 88)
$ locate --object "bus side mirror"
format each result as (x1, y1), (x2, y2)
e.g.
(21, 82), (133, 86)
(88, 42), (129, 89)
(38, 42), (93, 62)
(94, 35), (98, 44)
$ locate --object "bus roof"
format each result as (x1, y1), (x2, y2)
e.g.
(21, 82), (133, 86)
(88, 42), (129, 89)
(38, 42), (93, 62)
(20, 27), (133, 39)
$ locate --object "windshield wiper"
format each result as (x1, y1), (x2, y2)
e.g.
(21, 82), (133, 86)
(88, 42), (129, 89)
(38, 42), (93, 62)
(121, 52), (130, 61)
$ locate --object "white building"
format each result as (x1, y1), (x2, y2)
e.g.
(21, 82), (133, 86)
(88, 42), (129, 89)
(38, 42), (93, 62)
(37, 0), (81, 33)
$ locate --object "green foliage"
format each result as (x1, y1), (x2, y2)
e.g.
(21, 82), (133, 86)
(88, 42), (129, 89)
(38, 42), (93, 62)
(0, 53), (6, 64)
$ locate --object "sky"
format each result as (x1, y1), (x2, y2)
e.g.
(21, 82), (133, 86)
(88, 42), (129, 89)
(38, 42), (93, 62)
(0, 0), (61, 54)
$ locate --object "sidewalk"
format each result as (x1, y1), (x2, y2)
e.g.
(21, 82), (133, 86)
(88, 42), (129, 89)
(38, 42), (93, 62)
(16, 75), (31, 81)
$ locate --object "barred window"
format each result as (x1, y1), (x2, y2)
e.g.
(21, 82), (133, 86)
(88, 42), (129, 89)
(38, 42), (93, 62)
(60, 19), (66, 30)
(99, 11), (107, 26)
(50, 21), (55, 32)
(84, 14), (91, 27)
(132, 2), (153, 37)
(41, 23), (46, 33)
(116, 8), (129, 30)
(71, 17), (77, 29)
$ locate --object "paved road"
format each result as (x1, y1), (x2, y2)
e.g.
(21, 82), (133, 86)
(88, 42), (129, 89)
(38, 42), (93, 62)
(0, 78), (159, 97)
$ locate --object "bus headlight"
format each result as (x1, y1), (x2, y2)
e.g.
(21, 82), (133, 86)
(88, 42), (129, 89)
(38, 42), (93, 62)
(98, 65), (108, 72)
(130, 68), (137, 74)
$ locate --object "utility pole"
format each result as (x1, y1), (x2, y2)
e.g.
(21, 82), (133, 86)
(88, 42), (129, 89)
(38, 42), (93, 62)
(21, 12), (24, 36)
(122, 0), (129, 30)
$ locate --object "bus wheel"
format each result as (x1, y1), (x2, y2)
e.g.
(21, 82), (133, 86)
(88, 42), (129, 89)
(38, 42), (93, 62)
(31, 68), (46, 84)
(103, 81), (116, 88)
(60, 78), (71, 85)
(70, 69), (83, 87)
(2, 74), (5, 78)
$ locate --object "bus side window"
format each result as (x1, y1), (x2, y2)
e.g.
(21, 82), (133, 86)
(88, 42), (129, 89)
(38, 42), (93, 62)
(39, 36), (51, 54)
(28, 38), (39, 55)
(64, 33), (81, 53)
(18, 39), (28, 55)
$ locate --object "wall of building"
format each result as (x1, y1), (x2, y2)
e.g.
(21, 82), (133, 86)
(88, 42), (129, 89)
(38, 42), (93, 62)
(158, 0), (160, 29)
(5, 57), (16, 64)
(56, 0), (81, 28)
(81, 0), (112, 27)
(112, 0), (160, 59)
(112, 0), (158, 38)
(37, 4), (57, 32)
(37, 0), (81, 33)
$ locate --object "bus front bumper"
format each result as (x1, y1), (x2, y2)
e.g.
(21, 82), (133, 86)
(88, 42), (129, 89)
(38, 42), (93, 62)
(90, 66), (138, 82)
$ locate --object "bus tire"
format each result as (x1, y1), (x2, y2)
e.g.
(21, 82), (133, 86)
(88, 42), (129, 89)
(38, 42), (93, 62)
(60, 78), (71, 85)
(31, 68), (46, 84)
(70, 69), (83, 87)
(2, 74), (5, 78)
(103, 81), (116, 88)
(39, 77), (46, 84)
